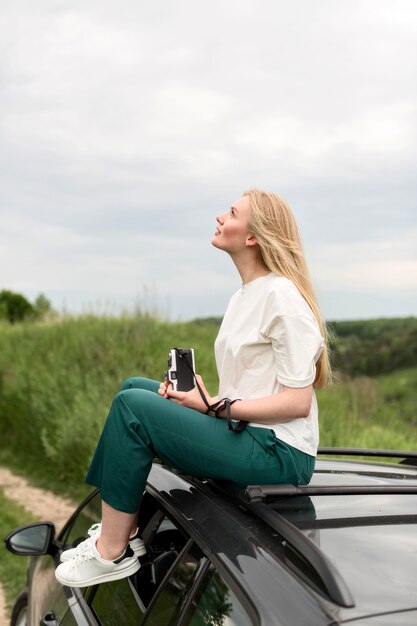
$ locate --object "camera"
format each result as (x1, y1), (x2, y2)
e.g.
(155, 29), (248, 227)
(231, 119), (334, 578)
(165, 348), (195, 392)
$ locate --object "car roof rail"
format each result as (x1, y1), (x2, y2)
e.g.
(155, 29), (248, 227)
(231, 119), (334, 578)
(210, 480), (355, 608)
(248, 499), (355, 608)
(317, 447), (417, 465)
(242, 483), (417, 502)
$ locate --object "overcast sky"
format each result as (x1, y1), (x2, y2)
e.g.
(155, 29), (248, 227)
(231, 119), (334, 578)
(1, 0), (416, 321)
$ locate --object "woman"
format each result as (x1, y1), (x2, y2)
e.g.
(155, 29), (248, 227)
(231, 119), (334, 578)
(55, 189), (330, 588)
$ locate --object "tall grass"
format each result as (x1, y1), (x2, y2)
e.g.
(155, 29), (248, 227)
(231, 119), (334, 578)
(317, 368), (417, 450)
(0, 314), (219, 497)
(0, 314), (416, 499)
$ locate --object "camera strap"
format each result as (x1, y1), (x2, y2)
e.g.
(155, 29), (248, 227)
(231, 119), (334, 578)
(174, 348), (247, 433)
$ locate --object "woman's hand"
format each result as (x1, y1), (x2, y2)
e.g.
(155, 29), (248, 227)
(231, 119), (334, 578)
(158, 375), (214, 413)
(158, 379), (171, 399)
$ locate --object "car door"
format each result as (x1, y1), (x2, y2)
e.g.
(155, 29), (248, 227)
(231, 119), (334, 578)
(81, 491), (255, 626)
(26, 490), (102, 626)
(57, 489), (256, 626)
(82, 495), (196, 626)
(28, 552), (74, 626)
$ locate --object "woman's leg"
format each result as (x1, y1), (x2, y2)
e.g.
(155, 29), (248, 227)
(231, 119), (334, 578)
(57, 380), (310, 586)
(86, 384), (307, 513)
(96, 502), (138, 560)
(106, 377), (159, 537)
(118, 377), (160, 393)
(55, 379), (161, 587)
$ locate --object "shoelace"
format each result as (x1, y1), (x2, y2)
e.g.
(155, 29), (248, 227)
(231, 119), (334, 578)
(72, 536), (95, 557)
(71, 542), (96, 569)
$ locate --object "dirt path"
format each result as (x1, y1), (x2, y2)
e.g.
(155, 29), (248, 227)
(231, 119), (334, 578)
(0, 467), (76, 626)
(0, 587), (6, 626)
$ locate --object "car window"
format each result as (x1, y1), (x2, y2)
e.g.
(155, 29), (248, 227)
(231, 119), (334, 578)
(144, 541), (206, 626)
(133, 511), (191, 609)
(90, 577), (143, 626)
(68, 492), (252, 626)
(182, 565), (253, 626)
(88, 506), (193, 625)
(62, 491), (101, 549)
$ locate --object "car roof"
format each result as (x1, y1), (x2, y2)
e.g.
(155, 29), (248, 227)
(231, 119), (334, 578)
(146, 452), (417, 626)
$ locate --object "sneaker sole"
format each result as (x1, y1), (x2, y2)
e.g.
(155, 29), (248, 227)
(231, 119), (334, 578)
(55, 559), (141, 588)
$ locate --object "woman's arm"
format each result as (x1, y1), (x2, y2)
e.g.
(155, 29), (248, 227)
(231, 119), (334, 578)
(220, 385), (313, 424)
(159, 377), (313, 423)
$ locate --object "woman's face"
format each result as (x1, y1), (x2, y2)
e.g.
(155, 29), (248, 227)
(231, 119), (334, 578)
(212, 196), (253, 254)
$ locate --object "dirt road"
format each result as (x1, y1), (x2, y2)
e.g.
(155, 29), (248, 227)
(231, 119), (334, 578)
(0, 467), (76, 626)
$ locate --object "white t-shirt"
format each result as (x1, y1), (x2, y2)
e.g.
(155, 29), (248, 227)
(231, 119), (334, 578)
(214, 273), (324, 456)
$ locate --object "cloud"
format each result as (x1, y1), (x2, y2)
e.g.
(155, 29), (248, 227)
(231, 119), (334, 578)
(310, 232), (417, 290)
(1, 0), (417, 319)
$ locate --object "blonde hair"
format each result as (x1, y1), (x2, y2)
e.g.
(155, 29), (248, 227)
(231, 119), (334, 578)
(244, 188), (331, 388)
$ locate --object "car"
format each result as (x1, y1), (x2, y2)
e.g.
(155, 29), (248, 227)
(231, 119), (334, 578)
(4, 447), (417, 626)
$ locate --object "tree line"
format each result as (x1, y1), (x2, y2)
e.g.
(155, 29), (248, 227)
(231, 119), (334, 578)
(328, 317), (417, 377)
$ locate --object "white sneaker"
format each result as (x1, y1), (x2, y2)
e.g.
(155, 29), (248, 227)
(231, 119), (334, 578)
(60, 523), (146, 562)
(55, 541), (140, 588)
(128, 530), (147, 558)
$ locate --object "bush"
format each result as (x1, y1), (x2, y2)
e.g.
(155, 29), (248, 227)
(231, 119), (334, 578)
(0, 290), (54, 324)
(33, 294), (53, 319)
(0, 290), (34, 323)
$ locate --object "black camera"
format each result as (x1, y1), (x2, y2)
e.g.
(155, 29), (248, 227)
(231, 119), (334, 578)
(165, 348), (195, 392)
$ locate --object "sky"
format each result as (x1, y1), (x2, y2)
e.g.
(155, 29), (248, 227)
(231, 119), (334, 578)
(1, 0), (416, 321)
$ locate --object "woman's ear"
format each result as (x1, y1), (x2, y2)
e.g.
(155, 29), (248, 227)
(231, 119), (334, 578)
(245, 234), (258, 248)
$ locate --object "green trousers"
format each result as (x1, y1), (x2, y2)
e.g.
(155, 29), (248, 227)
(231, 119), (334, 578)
(86, 378), (315, 513)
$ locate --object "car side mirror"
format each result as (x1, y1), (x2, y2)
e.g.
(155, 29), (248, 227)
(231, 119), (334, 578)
(4, 522), (56, 556)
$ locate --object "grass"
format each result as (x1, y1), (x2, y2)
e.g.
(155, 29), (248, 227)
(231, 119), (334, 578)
(0, 488), (37, 612)
(0, 314), (416, 502)
(0, 314), (219, 498)
(0, 314), (416, 619)
(317, 367), (417, 451)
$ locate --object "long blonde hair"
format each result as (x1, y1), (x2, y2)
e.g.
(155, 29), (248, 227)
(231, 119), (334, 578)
(244, 188), (331, 388)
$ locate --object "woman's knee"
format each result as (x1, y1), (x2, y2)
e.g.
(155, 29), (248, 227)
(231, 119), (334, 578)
(114, 387), (161, 423)
(118, 377), (142, 392)
(118, 377), (159, 393)
(103, 390), (155, 454)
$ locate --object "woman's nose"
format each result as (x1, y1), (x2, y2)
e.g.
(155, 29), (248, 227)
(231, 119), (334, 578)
(216, 214), (224, 224)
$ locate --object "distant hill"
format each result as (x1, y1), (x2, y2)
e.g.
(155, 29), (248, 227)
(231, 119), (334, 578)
(328, 317), (417, 377)
(192, 316), (417, 378)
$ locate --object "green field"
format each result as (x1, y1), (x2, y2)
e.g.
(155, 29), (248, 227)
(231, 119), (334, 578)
(0, 314), (416, 500)
(317, 367), (416, 451)
(0, 314), (416, 618)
